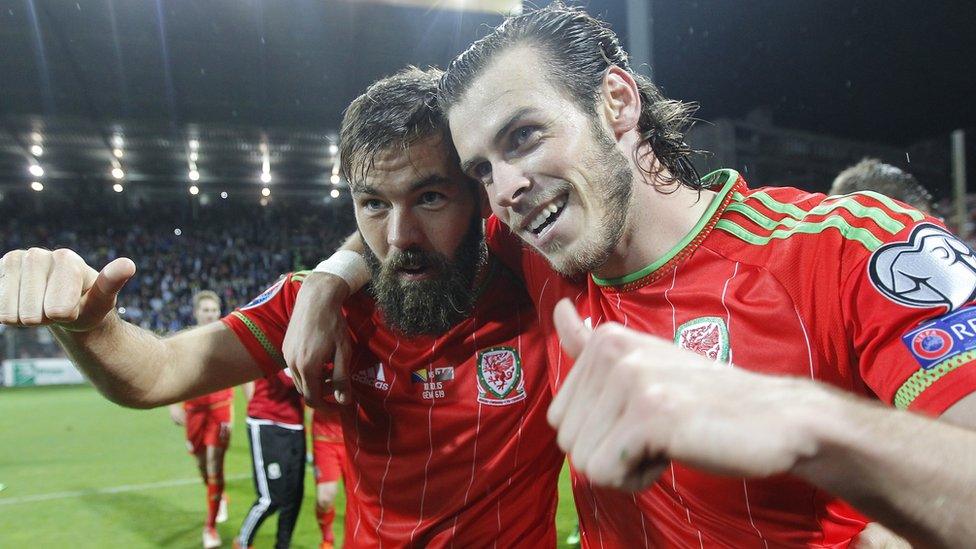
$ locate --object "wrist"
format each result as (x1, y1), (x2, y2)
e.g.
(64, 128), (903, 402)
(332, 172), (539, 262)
(789, 384), (877, 489)
(305, 271), (353, 302)
(312, 250), (369, 293)
(51, 309), (122, 337)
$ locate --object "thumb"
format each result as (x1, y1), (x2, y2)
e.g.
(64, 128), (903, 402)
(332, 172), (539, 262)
(85, 258), (136, 310)
(553, 298), (589, 359)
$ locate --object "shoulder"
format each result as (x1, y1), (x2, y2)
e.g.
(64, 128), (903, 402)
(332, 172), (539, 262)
(714, 186), (931, 262)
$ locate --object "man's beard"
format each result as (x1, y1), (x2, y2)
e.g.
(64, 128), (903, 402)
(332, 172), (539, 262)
(553, 126), (632, 277)
(363, 215), (486, 337)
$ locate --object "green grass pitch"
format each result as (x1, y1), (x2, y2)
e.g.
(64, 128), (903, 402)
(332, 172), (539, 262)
(0, 384), (579, 548)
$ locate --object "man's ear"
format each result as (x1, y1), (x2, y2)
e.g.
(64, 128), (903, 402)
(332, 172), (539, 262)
(600, 66), (641, 138)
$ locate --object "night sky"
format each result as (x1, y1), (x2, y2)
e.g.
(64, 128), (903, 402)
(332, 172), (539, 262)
(648, 0), (976, 147)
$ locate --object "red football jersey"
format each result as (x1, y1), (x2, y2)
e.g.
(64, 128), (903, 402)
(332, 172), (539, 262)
(312, 404), (343, 444)
(183, 387), (234, 411)
(224, 265), (562, 548)
(244, 369), (304, 426)
(487, 168), (976, 547)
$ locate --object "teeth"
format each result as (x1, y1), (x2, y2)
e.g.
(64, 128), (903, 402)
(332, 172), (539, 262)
(529, 208), (552, 231)
(528, 196), (567, 232)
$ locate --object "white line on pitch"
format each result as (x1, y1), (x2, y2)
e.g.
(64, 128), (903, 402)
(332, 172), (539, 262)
(0, 473), (250, 506)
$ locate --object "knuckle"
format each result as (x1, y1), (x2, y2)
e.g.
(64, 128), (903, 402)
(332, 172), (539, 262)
(2, 249), (24, 264)
(25, 247), (50, 259)
(50, 248), (76, 262)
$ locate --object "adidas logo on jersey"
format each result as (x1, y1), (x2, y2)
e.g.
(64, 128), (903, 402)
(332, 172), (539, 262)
(352, 363), (390, 391)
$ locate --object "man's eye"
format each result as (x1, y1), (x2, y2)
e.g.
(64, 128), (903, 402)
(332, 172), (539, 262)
(419, 192), (446, 206)
(473, 162), (492, 184)
(363, 199), (385, 211)
(511, 126), (540, 149)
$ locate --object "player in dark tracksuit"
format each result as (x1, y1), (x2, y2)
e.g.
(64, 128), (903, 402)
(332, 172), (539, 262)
(235, 368), (305, 549)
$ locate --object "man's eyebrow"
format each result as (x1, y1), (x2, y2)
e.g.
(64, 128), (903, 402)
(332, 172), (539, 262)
(351, 183), (374, 195)
(408, 175), (452, 192)
(351, 175), (451, 197)
(460, 107), (537, 175)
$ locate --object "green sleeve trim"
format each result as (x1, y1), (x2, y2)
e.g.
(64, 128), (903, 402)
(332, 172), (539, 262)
(893, 350), (976, 409)
(291, 270), (311, 282)
(592, 169), (739, 287)
(714, 217), (883, 251)
(749, 191), (906, 235)
(230, 311), (287, 370)
(830, 191), (925, 223)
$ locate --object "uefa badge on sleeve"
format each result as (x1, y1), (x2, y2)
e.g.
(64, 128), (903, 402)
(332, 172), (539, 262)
(476, 346), (526, 406)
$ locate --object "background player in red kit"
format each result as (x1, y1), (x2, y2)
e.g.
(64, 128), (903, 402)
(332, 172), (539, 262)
(285, 4), (976, 548)
(234, 369), (305, 549)
(166, 290), (235, 549)
(310, 404), (344, 549)
(223, 67), (562, 547)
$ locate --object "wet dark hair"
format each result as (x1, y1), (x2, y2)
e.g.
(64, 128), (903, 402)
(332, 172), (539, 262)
(339, 66), (455, 188)
(830, 158), (932, 212)
(439, 1), (702, 190)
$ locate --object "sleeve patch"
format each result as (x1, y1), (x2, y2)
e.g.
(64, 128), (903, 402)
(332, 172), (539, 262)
(868, 223), (976, 312)
(901, 305), (976, 370)
(242, 275), (287, 310)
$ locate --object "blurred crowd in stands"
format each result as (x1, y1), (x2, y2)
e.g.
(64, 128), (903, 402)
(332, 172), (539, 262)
(2, 196), (355, 361)
(1, 163), (974, 364)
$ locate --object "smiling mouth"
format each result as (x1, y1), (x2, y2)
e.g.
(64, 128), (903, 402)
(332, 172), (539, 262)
(526, 194), (568, 236)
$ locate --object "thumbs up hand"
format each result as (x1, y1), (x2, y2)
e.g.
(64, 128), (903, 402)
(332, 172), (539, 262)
(548, 298), (820, 492)
(0, 248), (136, 332)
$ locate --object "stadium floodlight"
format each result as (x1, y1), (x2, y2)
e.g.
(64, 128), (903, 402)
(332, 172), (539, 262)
(30, 181), (44, 191)
(30, 144), (43, 157)
(189, 185), (200, 195)
(260, 172), (272, 184)
(261, 187), (271, 197)
(111, 167), (125, 180)
(112, 134), (124, 148)
(174, 228), (182, 236)
(330, 174), (340, 185)
(113, 183), (124, 193)
(189, 169), (200, 181)
(113, 148), (124, 158)
(329, 143), (338, 155)
(330, 188), (340, 199)
(220, 191), (228, 199)
(189, 139), (199, 150)
(189, 151), (199, 162)
(29, 164), (44, 177)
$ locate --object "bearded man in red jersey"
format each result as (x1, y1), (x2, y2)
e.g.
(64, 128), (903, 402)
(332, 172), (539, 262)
(0, 67), (562, 548)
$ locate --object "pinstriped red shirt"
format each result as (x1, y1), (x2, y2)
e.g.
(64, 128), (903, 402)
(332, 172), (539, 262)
(487, 168), (976, 548)
(224, 263), (562, 548)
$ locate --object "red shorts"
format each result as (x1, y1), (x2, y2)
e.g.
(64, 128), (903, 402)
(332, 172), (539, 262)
(313, 437), (345, 484)
(185, 401), (232, 454)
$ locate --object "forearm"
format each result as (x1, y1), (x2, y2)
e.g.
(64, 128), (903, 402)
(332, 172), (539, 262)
(51, 315), (261, 408)
(50, 313), (173, 408)
(793, 388), (976, 548)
